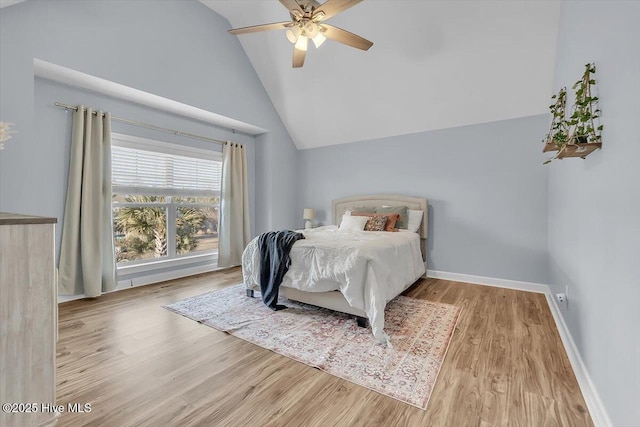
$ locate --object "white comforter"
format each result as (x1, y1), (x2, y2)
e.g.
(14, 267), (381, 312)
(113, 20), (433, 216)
(242, 226), (425, 344)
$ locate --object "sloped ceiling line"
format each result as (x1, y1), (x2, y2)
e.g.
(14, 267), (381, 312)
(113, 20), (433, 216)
(3, 0), (561, 150)
(201, 0), (561, 150)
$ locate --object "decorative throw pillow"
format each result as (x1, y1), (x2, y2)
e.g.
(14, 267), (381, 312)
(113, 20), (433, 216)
(338, 215), (369, 231)
(363, 215), (388, 231)
(352, 212), (399, 231)
(406, 209), (424, 233)
(377, 206), (409, 229)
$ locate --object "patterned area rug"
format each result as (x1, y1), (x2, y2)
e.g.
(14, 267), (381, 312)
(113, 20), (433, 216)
(164, 284), (461, 409)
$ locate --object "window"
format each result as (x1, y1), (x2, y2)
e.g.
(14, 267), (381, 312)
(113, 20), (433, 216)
(111, 134), (221, 268)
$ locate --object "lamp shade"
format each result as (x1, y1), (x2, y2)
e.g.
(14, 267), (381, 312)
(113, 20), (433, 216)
(304, 22), (319, 38)
(302, 208), (315, 220)
(295, 35), (308, 52)
(286, 26), (301, 43)
(312, 32), (326, 48)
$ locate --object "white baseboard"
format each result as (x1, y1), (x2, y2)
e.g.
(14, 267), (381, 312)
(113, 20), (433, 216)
(426, 269), (611, 427)
(57, 264), (222, 304)
(426, 269), (549, 294)
(544, 293), (612, 427)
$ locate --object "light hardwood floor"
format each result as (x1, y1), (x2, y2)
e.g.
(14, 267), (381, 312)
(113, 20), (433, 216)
(56, 268), (593, 427)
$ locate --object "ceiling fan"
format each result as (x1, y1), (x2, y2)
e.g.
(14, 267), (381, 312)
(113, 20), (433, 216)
(228, 0), (373, 68)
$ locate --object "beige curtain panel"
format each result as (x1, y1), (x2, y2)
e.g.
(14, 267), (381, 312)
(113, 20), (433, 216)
(218, 142), (251, 267)
(58, 106), (117, 297)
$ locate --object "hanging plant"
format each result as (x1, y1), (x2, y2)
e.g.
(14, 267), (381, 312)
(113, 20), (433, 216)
(542, 87), (568, 153)
(542, 63), (603, 163)
(558, 62), (603, 159)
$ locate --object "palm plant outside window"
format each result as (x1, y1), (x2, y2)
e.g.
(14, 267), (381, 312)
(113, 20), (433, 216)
(111, 134), (221, 266)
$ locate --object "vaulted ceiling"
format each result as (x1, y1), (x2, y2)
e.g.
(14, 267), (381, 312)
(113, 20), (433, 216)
(201, 0), (561, 150)
(2, 0), (562, 150)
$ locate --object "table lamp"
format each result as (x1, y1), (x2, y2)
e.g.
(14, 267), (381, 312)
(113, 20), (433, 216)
(303, 208), (315, 229)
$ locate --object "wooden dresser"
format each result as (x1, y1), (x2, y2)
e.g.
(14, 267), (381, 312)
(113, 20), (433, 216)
(0, 213), (58, 427)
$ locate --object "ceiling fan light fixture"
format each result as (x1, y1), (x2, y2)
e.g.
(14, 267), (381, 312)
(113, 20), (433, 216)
(304, 22), (319, 38)
(294, 35), (308, 52)
(312, 32), (326, 48)
(313, 11), (326, 21)
(286, 29), (297, 43)
(228, 0), (373, 68)
(286, 25), (302, 43)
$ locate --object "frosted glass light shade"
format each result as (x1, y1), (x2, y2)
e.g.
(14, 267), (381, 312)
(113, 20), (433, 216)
(286, 29), (297, 43)
(286, 26), (301, 43)
(312, 33), (326, 48)
(295, 36), (308, 52)
(304, 22), (319, 38)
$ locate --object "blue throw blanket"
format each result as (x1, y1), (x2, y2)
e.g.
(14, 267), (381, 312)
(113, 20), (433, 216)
(257, 230), (305, 311)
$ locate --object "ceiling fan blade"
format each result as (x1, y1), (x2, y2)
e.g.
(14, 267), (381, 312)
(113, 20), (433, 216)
(313, 0), (363, 21)
(293, 47), (307, 68)
(279, 0), (304, 15)
(229, 22), (291, 35)
(321, 24), (373, 51)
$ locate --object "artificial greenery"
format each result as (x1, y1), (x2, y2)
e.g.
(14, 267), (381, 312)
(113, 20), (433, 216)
(543, 87), (568, 149)
(542, 88), (568, 164)
(543, 63), (603, 164)
(568, 63), (603, 144)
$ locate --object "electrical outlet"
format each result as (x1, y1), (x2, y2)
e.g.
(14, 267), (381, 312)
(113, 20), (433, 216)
(556, 293), (567, 304)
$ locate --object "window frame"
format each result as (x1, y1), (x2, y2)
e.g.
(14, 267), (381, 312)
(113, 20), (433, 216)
(111, 133), (222, 273)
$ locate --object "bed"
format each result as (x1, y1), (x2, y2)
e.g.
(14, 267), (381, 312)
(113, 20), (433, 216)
(242, 194), (428, 344)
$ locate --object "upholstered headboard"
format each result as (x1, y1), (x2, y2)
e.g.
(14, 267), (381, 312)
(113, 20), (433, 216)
(331, 194), (428, 240)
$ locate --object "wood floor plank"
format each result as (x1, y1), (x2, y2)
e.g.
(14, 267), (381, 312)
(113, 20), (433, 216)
(55, 268), (594, 426)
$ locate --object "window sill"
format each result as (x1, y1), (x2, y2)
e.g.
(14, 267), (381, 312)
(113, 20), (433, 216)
(117, 252), (217, 276)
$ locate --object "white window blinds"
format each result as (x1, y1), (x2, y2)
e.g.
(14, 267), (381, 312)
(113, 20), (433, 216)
(111, 135), (222, 197)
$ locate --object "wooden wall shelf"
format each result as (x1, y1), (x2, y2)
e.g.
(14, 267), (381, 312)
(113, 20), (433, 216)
(543, 141), (560, 152)
(557, 142), (602, 159)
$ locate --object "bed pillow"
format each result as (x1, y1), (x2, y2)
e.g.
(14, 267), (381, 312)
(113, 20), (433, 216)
(338, 215), (368, 231)
(406, 209), (424, 233)
(377, 206), (408, 229)
(362, 215), (388, 231)
(339, 209), (352, 224)
(352, 206), (376, 213)
(352, 212), (399, 231)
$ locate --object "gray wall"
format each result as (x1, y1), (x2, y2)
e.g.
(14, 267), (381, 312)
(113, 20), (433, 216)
(3, 2), (638, 421)
(299, 115), (551, 284)
(0, 0), (298, 240)
(548, 1), (640, 425)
